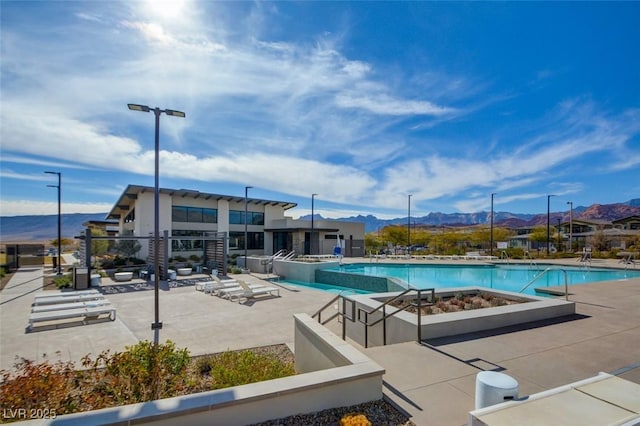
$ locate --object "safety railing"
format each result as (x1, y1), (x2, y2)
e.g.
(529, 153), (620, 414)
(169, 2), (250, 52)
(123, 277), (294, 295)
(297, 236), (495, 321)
(524, 251), (539, 271)
(357, 287), (435, 348)
(519, 267), (568, 301)
(500, 251), (510, 263)
(311, 292), (356, 340)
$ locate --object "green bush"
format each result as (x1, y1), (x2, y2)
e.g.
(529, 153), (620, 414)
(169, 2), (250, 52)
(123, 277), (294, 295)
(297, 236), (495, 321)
(80, 340), (191, 403)
(54, 275), (72, 289)
(193, 349), (295, 390)
(0, 342), (294, 420)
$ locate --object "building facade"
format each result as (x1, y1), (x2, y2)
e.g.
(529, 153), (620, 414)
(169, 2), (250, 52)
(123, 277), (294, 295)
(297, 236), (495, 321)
(106, 185), (365, 260)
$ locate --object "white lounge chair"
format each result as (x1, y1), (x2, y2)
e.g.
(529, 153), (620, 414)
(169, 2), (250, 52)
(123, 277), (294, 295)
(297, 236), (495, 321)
(228, 280), (280, 303)
(195, 275), (237, 293)
(216, 281), (269, 299)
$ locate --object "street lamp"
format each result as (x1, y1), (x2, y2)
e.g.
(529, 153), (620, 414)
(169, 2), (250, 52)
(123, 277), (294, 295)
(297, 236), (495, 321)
(311, 194), (318, 255)
(547, 194), (556, 255)
(567, 201), (573, 252)
(244, 186), (252, 271)
(128, 103), (185, 332)
(490, 193), (496, 258)
(407, 194), (412, 251)
(44, 171), (62, 275)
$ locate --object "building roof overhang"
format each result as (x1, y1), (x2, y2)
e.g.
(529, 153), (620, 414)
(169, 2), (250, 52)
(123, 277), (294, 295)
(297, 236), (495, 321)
(107, 184), (298, 220)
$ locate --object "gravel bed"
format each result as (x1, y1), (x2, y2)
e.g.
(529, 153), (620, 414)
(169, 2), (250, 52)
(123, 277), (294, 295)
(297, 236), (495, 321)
(250, 399), (415, 426)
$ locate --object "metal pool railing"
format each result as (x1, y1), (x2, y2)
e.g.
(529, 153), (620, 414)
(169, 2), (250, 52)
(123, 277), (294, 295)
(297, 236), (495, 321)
(519, 267), (569, 301)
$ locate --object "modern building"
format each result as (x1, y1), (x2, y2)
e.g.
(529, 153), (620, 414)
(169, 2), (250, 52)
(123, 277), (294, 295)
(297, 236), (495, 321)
(105, 185), (365, 261)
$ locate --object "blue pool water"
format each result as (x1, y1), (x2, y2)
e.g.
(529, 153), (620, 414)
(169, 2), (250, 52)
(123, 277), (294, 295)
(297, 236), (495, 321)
(284, 263), (640, 296)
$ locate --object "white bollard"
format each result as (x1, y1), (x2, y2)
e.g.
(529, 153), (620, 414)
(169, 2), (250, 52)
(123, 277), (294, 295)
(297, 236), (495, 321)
(475, 371), (519, 410)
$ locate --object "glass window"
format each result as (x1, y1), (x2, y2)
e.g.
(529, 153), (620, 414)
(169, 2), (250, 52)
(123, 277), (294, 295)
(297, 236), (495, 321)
(229, 231), (264, 250)
(187, 208), (202, 223)
(203, 208), (217, 223)
(229, 210), (243, 225)
(250, 212), (264, 225)
(172, 206), (188, 222)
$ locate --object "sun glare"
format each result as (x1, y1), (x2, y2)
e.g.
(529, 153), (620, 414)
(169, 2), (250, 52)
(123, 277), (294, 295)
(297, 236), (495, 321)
(145, 0), (187, 19)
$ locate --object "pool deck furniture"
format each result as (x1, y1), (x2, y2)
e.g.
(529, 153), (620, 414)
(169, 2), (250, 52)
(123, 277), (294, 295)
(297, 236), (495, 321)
(228, 280), (281, 303)
(29, 291), (115, 331)
(29, 305), (116, 331)
(32, 290), (104, 306)
(114, 271), (134, 281)
(31, 300), (112, 313)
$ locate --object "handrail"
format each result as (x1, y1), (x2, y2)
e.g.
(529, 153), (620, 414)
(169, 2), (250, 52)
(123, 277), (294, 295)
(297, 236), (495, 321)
(524, 251), (539, 271)
(519, 267), (568, 301)
(311, 292), (356, 340)
(357, 286), (435, 348)
(500, 251), (510, 263)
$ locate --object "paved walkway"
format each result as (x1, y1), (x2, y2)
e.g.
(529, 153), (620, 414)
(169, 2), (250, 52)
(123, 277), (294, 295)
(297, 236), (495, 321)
(1, 257), (639, 425)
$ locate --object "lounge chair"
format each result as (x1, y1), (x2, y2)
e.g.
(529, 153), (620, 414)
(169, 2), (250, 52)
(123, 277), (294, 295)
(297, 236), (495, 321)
(195, 274), (237, 293)
(216, 280), (269, 299)
(228, 280), (280, 303)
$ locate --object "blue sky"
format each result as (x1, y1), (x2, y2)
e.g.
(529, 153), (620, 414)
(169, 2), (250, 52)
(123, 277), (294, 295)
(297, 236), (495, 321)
(1, 1), (639, 220)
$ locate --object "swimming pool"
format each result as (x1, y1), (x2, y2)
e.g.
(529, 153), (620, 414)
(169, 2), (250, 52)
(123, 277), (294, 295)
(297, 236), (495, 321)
(285, 263), (640, 296)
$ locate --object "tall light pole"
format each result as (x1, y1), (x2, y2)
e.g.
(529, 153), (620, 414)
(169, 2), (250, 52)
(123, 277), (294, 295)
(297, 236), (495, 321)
(44, 171), (62, 275)
(244, 186), (252, 271)
(128, 103), (185, 333)
(311, 194), (318, 255)
(547, 194), (556, 255)
(407, 194), (412, 251)
(490, 193), (496, 258)
(567, 201), (573, 252)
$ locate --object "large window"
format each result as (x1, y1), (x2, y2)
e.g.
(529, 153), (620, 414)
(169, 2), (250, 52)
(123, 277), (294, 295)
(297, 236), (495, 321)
(229, 210), (264, 225)
(171, 230), (206, 252)
(172, 206), (217, 223)
(229, 231), (264, 250)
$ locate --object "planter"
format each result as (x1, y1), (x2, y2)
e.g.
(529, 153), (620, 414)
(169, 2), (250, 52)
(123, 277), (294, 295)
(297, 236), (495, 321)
(114, 272), (133, 282)
(177, 268), (192, 276)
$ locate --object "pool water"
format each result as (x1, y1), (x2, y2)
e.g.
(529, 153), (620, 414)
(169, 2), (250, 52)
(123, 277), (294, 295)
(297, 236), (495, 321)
(285, 263), (640, 296)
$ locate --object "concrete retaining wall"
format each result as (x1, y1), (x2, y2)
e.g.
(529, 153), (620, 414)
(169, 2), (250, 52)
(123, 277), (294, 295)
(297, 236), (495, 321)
(273, 260), (340, 282)
(344, 287), (576, 347)
(22, 314), (384, 426)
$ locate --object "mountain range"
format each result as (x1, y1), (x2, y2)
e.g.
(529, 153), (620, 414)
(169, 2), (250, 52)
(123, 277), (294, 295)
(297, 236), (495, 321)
(1, 199), (639, 242)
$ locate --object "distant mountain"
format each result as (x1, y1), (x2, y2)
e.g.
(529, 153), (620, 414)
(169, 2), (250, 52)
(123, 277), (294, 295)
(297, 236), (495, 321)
(2, 199), (639, 241)
(305, 199), (640, 232)
(0, 213), (108, 242)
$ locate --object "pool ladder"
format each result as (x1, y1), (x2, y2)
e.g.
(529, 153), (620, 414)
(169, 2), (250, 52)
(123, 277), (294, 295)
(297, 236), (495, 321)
(519, 267), (569, 301)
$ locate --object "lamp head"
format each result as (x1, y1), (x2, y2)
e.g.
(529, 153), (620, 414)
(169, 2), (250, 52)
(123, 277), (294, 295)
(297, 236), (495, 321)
(127, 103), (151, 112)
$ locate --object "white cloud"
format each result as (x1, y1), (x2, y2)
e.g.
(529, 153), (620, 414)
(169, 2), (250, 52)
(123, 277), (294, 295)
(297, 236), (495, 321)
(335, 93), (456, 116)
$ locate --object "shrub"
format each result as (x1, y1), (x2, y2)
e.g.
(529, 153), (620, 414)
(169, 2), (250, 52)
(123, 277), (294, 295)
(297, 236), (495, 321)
(0, 267), (6, 279)
(53, 275), (72, 289)
(0, 343), (295, 419)
(194, 349), (295, 390)
(79, 340), (191, 404)
(0, 356), (78, 418)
